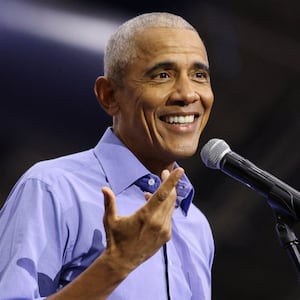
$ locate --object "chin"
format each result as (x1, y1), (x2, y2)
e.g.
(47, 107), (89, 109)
(171, 147), (197, 160)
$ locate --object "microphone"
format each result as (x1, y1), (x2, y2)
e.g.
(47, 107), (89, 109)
(200, 138), (300, 222)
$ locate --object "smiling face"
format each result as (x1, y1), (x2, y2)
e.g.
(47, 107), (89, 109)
(97, 27), (214, 175)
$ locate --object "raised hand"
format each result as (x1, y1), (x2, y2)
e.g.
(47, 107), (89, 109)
(101, 167), (185, 272)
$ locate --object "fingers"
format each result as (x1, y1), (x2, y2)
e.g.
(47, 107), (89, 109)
(103, 168), (184, 214)
(161, 169), (171, 182)
(147, 167), (184, 209)
(161, 167), (184, 193)
(100, 168), (185, 265)
(140, 168), (185, 241)
(144, 192), (152, 201)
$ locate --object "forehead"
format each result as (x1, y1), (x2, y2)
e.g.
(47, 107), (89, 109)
(133, 27), (208, 65)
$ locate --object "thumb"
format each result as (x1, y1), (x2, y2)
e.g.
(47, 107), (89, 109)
(102, 186), (117, 221)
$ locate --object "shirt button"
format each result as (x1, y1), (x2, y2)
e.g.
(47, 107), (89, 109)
(148, 178), (155, 186)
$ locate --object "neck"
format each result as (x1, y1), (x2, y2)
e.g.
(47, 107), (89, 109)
(139, 158), (176, 177)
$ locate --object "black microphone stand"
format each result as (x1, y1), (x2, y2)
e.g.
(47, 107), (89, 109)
(267, 186), (300, 282)
(275, 213), (300, 281)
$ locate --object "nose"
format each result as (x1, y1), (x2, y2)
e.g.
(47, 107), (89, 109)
(167, 75), (199, 106)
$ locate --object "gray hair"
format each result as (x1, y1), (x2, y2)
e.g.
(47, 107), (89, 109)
(104, 12), (198, 85)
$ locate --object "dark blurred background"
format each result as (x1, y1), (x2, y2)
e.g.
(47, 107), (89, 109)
(1, 0), (299, 299)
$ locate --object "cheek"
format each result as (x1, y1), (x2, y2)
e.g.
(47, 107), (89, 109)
(116, 88), (143, 118)
(136, 93), (165, 127)
(201, 88), (214, 110)
(199, 89), (214, 129)
(140, 88), (167, 109)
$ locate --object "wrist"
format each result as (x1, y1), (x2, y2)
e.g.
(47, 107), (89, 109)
(97, 248), (135, 281)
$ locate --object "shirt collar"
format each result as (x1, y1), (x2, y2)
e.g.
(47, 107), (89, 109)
(94, 127), (194, 215)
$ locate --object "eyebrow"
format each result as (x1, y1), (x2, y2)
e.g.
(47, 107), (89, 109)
(144, 60), (210, 76)
(193, 62), (210, 74)
(144, 61), (175, 76)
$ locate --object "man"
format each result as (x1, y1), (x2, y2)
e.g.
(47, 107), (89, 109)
(0, 12), (214, 299)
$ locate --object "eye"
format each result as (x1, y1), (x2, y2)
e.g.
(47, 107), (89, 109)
(196, 72), (205, 78)
(159, 72), (169, 78)
(154, 72), (169, 79)
(150, 71), (171, 82)
(193, 70), (209, 82)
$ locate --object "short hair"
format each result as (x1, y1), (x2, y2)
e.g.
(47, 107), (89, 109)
(104, 12), (199, 85)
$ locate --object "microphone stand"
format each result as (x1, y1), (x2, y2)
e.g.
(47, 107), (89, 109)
(274, 213), (300, 281)
(265, 184), (300, 281)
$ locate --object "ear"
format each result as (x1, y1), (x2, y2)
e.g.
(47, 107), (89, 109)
(94, 76), (119, 116)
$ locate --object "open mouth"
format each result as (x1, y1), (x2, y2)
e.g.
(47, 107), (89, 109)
(160, 114), (199, 124)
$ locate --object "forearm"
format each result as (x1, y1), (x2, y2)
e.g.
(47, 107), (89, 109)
(47, 250), (132, 300)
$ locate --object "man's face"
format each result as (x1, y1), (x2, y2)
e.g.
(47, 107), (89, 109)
(113, 27), (214, 172)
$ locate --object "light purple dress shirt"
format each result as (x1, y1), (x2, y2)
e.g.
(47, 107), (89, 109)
(0, 127), (214, 299)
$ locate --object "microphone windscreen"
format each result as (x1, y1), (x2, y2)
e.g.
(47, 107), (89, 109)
(200, 138), (231, 169)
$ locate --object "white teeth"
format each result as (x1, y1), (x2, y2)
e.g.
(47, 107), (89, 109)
(164, 115), (195, 124)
